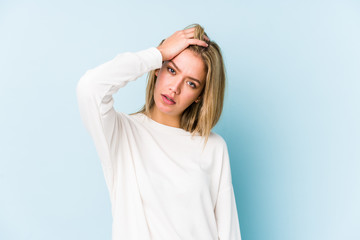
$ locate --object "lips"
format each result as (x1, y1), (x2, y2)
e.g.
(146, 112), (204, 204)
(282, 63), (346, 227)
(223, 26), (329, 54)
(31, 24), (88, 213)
(161, 94), (176, 104)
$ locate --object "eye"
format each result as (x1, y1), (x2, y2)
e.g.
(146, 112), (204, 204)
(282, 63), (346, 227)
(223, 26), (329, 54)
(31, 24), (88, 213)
(167, 67), (176, 75)
(187, 81), (196, 88)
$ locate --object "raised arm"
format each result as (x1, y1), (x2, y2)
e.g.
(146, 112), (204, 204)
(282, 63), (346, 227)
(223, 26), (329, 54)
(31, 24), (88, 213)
(76, 47), (162, 191)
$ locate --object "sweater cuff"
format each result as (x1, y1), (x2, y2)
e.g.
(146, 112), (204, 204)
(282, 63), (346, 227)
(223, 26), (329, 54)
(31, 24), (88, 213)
(136, 47), (163, 70)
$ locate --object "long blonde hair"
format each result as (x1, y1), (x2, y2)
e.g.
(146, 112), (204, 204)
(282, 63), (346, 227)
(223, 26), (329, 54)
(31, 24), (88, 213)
(133, 23), (226, 144)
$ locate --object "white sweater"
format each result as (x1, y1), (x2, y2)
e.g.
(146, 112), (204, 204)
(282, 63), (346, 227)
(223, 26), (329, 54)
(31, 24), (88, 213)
(76, 47), (241, 240)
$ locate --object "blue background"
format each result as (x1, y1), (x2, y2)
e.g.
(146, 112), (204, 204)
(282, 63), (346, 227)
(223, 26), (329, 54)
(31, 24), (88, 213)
(0, 0), (359, 239)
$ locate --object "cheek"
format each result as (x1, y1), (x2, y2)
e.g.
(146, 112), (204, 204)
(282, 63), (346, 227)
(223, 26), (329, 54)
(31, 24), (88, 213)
(154, 76), (165, 90)
(154, 78), (162, 93)
(153, 77), (166, 100)
(182, 91), (199, 104)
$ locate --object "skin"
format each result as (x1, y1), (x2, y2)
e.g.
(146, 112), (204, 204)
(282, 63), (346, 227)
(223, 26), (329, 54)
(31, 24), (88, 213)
(149, 28), (209, 128)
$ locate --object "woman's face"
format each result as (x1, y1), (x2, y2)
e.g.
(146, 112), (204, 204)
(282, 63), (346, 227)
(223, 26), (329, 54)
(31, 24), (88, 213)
(153, 49), (206, 118)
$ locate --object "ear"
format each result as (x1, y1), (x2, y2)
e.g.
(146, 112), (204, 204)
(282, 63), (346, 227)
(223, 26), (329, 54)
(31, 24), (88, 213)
(155, 69), (159, 76)
(195, 96), (202, 103)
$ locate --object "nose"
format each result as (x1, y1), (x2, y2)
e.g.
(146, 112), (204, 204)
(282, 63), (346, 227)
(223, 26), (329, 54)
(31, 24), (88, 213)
(169, 77), (182, 95)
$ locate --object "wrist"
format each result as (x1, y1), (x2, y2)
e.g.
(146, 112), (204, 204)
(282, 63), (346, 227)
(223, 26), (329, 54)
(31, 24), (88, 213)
(156, 46), (166, 61)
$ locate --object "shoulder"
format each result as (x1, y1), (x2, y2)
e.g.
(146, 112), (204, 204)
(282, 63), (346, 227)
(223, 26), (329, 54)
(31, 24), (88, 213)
(116, 111), (144, 122)
(112, 111), (145, 128)
(209, 131), (226, 143)
(206, 131), (228, 149)
(127, 111), (145, 122)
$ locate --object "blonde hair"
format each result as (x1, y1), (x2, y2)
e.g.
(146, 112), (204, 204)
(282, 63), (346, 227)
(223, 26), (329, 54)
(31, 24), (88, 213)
(132, 23), (226, 144)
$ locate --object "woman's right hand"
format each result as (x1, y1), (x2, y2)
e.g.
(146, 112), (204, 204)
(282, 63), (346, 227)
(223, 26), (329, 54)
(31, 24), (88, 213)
(156, 27), (209, 61)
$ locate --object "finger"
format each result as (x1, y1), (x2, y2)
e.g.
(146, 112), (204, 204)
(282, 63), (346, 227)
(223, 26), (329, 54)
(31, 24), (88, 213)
(187, 39), (208, 47)
(184, 32), (195, 39)
(184, 31), (209, 42)
(183, 27), (196, 34)
(183, 28), (209, 42)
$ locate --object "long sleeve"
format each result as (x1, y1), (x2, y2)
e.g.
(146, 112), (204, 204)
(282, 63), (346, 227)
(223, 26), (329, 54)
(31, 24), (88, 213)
(76, 47), (163, 193)
(214, 141), (242, 240)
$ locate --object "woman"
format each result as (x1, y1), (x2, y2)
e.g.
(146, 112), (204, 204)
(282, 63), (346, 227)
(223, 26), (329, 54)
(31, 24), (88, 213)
(77, 23), (241, 240)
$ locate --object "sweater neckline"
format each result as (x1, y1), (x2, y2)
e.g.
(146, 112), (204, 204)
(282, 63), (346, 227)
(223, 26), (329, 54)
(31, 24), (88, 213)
(139, 113), (193, 136)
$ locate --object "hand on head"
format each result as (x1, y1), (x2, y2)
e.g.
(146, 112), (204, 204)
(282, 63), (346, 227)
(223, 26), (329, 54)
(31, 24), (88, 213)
(156, 27), (209, 61)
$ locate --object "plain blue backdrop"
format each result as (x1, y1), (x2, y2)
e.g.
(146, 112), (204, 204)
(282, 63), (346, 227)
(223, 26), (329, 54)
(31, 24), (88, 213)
(0, 0), (359, 239)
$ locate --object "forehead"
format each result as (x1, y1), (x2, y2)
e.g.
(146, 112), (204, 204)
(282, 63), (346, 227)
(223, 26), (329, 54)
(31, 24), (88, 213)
(168, 49), (206, 82)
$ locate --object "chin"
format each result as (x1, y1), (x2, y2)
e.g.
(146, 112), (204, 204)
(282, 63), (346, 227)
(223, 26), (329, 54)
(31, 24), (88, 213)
(154, 100), (180, 116)
(158, 106), (179, 116)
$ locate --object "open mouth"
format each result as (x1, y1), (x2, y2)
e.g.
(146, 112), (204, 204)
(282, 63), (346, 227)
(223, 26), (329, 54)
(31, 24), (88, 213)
(161, 94), (176, 104)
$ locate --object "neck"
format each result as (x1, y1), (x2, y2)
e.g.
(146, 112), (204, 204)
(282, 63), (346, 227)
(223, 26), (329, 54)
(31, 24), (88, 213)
(149, 106), (181, 128)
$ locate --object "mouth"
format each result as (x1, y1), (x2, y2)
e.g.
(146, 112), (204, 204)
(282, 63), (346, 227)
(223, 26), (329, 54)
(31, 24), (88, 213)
(161, 94), (176, 105)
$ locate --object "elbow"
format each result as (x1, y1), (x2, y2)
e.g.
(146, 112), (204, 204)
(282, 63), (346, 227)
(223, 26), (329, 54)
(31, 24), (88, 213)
(76, 70), (94, 99)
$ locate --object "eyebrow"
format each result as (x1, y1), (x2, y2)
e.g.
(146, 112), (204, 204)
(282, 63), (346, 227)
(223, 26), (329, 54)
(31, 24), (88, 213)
(168, 60), (202, 85)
